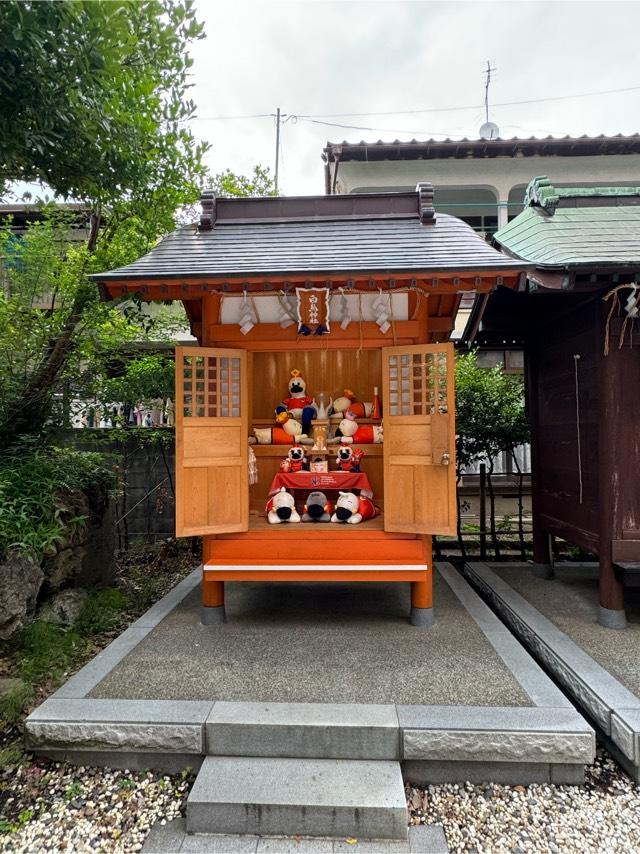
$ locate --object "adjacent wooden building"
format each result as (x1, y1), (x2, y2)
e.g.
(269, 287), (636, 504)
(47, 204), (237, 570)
(93, 186), (524, 626)
(491, 177), (640, 628)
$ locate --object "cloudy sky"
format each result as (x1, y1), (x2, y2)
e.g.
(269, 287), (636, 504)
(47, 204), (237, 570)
(188, 0), (640, 195)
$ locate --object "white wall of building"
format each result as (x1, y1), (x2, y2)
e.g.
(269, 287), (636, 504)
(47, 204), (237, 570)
(332, 153), (640, 227)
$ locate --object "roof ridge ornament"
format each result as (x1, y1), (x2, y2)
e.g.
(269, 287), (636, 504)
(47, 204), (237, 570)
(199, 189), (217, 231)
(524, 176), (558, 214)
(416, 182), (436, 224)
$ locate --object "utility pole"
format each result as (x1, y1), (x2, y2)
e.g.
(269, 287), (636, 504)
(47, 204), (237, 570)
(274, 107), (281, 195)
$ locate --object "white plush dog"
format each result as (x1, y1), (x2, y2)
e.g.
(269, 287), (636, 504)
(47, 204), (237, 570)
(266, 487), (301, 524)
(330, 491), (377, 524)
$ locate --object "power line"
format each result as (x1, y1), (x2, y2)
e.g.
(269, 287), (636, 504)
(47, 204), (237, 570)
(299, 117), (471, 136)
(292, 83), (640, 120)
(190, 83), (640, 125)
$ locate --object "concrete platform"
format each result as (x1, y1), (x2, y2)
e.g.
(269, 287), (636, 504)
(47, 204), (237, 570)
(88, 568), (530, 707)
(464, 561), (640, 782)
(25, 563), (595, 785)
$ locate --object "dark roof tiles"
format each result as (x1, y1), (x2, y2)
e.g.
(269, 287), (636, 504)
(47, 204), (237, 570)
(93, 212), (524, 281)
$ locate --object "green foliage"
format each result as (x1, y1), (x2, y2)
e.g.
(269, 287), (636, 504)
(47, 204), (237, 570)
(0, 743), (25, 770)
(0, 0), (208, 445)
(75, 588), (130, 635)
(212, 165), (277, 198)
(0, 0), (207, 204)
(0, 446), (119, 561)
(455, 350), (530, 471)
(99, 354), (175, 415)
(0, 681), (33, 725)
(64, 782), (83, 802)
(17, 621), (86, 684)
(0, 808), (33, 833)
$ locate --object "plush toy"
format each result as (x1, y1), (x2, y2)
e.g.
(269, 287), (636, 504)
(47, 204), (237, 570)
(266, 487), (301, 524)
(286, 444), (308, 473)
(253, 412), (313, 446)
(276, 369), (317, 435)
(330, 410), (383, 445)
(302, 491), (333, 522)
(331, 491), (377, 524)
(335, 444), (365, 472)
(330, 389), (372, 420)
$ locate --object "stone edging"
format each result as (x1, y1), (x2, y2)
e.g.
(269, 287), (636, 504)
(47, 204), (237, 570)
(464, 561), (640, 780)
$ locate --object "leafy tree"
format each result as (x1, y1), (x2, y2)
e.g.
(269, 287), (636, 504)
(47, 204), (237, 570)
(99, 355), (175, 416)
(211, 165), (277, 198)
(0, 0), (208, 446)
(0, 0), (206, 209)
(455, 351), (530, 556)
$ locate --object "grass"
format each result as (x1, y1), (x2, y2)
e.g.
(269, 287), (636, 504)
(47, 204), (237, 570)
(17, 621), (87, 685)
(75, 587), (130, 635)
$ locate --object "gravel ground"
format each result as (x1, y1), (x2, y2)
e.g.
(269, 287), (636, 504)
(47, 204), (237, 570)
(1, 749), (639, 852)
(0, 760), (194, 853)
(408, 749), (640, 853)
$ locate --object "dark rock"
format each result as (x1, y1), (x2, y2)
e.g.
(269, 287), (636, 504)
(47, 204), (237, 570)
(39, 589), (89, 626)
(46, 547), (87, 590)
(0, 554), (44, 639)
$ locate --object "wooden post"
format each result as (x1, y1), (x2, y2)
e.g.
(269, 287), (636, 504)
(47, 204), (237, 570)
(597, 321), (626, 628)
(526, 341), (554, 577)
(202, 577), (225, 625)
(410, 536), (433, 627)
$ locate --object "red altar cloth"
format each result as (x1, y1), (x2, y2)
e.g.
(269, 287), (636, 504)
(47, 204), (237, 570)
(269, 471), (373, 498)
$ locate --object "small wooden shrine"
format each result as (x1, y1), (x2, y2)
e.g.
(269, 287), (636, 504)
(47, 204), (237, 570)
(93, 185), (524, 626)
(492, 177), (640, 628)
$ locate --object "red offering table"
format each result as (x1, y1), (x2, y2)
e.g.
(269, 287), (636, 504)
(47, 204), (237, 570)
(269, 471), (374, 498)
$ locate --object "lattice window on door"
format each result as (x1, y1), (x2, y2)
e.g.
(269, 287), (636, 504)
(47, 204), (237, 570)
(387, 351), (449, 416)
(182, 354), (242, 418)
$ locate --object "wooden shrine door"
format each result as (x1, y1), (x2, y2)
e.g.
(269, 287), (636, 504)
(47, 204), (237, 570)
(175, 347), (248, 536)
(382, 343), (456, 535)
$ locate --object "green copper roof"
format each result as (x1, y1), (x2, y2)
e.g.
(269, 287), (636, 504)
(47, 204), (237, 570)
(495, 176), (640, 270)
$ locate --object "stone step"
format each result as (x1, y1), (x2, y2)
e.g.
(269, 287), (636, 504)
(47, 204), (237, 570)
(186, 756), (408, 840)
(205, 701), (400, 759)
(143, 817), (449, 853)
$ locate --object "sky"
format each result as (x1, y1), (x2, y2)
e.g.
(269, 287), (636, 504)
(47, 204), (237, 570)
(189, 0), (640, 195)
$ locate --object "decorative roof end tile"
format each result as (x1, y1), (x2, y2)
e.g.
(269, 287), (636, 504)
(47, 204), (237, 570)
(416, 182), (436, 224)
(199, 190), (216, 231)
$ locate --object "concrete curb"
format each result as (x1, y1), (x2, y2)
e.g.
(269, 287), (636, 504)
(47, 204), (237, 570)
(464, 561), (640, 781)
(25, 563), (595, 784)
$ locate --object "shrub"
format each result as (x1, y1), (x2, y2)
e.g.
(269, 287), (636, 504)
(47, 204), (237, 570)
(0, 446), (119, 562)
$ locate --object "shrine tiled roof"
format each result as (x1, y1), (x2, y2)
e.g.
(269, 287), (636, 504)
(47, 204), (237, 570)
(91, 187), (524, 282)
(494, 177), (640, 270)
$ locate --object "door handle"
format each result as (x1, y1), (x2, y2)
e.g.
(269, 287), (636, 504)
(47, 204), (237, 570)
(441, 453), (450, 465)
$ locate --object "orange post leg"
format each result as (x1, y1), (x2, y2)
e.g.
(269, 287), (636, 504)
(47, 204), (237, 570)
(201, 577), (225, 625)
(411, 577), (432, 610)
(410, 537), (434, 627)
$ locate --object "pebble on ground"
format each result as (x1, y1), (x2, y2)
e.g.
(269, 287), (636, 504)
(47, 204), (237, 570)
(407, 749), (640, 853)
(1, 748), (639, 853)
